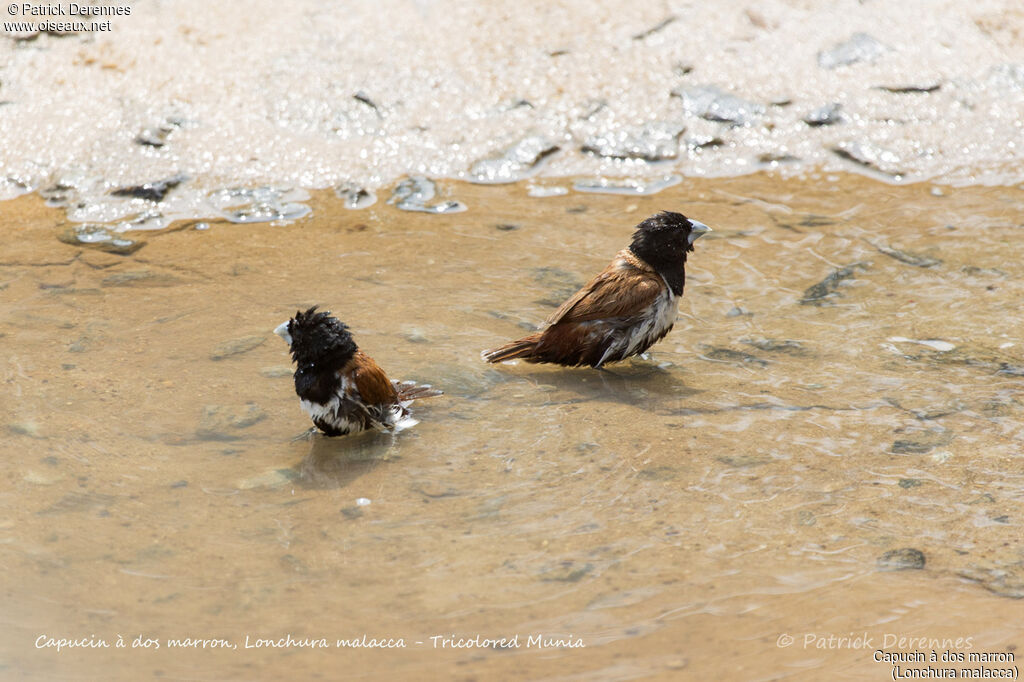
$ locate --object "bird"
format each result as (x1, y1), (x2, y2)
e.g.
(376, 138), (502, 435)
(274, 307), (441, 436)
(481, 211), (711, 368)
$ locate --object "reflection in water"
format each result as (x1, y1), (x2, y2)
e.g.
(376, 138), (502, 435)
(297, 432), (395, 490)
(1, 174), (1022, 680)
(511, 361), (702, 408)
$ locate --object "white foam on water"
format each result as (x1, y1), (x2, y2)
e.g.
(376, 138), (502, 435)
(1, 0), (1023, 221)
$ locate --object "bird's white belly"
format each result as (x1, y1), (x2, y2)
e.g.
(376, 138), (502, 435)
(598, 289), (678, 365)
(300, 395), (361, 434)
(301, 384), (416, 434)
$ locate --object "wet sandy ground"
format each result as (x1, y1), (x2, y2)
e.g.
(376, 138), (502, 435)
(2, 173), (1023, 680)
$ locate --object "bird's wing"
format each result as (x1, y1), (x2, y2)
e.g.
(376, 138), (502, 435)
(546, 262), (664, 325)
(350, 351), (399, 405)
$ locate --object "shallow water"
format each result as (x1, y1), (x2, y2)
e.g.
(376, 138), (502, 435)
(2, 173), (1022, 679)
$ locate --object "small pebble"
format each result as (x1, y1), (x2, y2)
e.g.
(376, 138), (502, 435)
(877, 548), (926, 571)
(8, 422), (42, 438)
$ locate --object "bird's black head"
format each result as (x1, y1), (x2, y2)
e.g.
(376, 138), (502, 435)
(628, 211), (712, 295)
(275, 306), (358, 369)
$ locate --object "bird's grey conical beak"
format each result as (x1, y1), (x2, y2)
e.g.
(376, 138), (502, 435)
(688, 220), (712, 244)
(274, 321), (292, 346)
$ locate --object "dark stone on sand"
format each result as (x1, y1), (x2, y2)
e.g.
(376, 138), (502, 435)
(135, 117), (184, 147)
(210, 334), (266, 360)
(110, 174), (186, 202)
(13, 29), (80, 42)
(674, 85), (765, 126)
(818, 33), (888, 69)
(717, 454), (769, 468)
(632, 16), (676, 40)
(136, 128), (170, 147)
(981, 397), (1020, 417)
(39, 183), (77, 207)
(533, 266), (584, 306)
(800, 262), (869, 305)
(876, 83), (941, 93)
(196, 403), (267, 440)
(229, 404), (266, 428)
(702, 347), (768, 367)
(494, 223), (519, 231)
(352, 91), (380, 113)
(870, 241), (941, 267)
(741, 337), (809, 356)
(335, 183), (377, 209)
(898, 478), (922, 489)
(832, 141), (903, 177)
(8, 422), (43, 438)
(998, 363), (1024, 377)
(891, 441), (930, 454)
(759, 152), (799, 164)
(799, 215), (835, 227)
(878, 548), (926, 571)
(690, 134), (725, 149)
(540, 561), (593, 583)
(170, 480), (188, 489)
(958, 566), (1024, 599)
(636, 466), (677, 481)
(411, 485), (462, 499)
(892, 343), (1024, 377)
(891, 430), (952, 454)
(803, 103), (843, 127)
(961, 265), (1007, 277)
(340, 506), (364, 519)
(883, 396), (962, 421)
(37, 492), (115, 516)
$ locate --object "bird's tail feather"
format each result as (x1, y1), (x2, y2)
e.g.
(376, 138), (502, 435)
(393, 381), (443, 402)
(481, 333), (542, 363)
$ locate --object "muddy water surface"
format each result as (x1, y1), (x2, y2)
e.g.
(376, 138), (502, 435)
(2, 173), (1023, 680)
